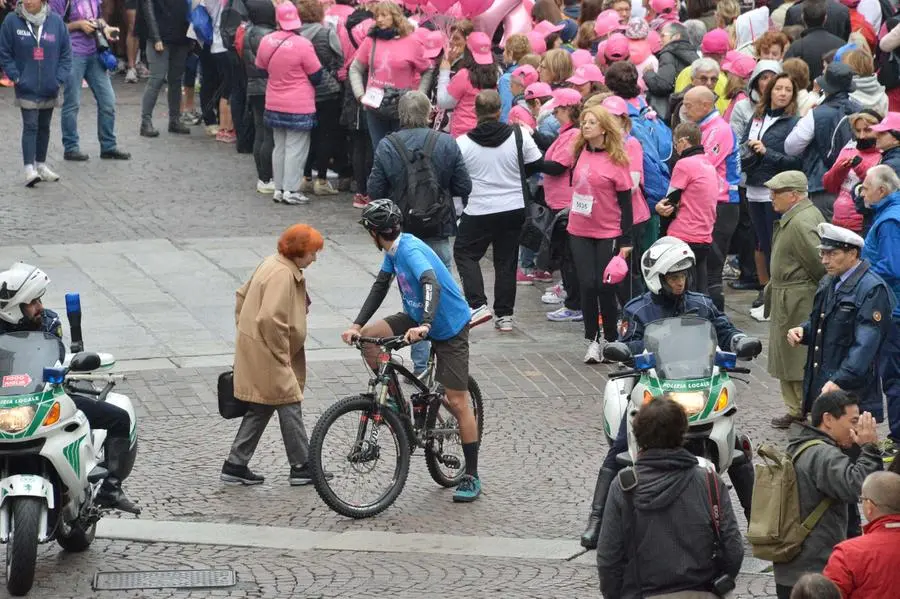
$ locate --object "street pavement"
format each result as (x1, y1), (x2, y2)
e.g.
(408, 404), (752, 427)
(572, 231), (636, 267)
(0, 80), (831, 598)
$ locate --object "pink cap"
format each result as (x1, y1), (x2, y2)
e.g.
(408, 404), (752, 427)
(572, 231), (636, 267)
(571, 49), (593, 69)
(467, 32), (493, 65)
(701, 28), (731, 55)
(512, 64), (539, 88)
(647, 29), (662, 54)
(604, 33), (631, 61)
(601, 95), (629, 116)
(526, 30), (547, 54)
(594, 10), (624, 38)
(524, 81), (553, 100)
(871, 112), (900, 132)
(650, 0), (676, 13)
(722, 52), (756, 79)
(351, 18), (373, 47)
(603, 255), (629, 285)
(276, 2), (303, 31)
(416, 28), (444, 59)
(567, 63), (605, 85)
(533, 20), (565, 37)
(551, 87), (583, 107)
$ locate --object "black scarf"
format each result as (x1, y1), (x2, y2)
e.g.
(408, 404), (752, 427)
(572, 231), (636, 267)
(466, 121), (514, 148)
(370, 27), (399, 40)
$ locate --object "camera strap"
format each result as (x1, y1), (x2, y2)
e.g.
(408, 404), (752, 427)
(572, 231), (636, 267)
(702, 465), (730, 594)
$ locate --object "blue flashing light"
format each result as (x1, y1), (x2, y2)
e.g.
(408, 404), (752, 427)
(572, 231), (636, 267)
(634, 352), (656, 371)
(43, 367), (66, 385)
(65, 293), (81, 314)
(715, 351), (737, 369)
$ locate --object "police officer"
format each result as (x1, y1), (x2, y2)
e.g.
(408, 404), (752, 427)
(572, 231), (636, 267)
(0, 263), (140, 514)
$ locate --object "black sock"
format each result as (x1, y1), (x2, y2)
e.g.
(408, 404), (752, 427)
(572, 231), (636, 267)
(462, 442), (478, 477)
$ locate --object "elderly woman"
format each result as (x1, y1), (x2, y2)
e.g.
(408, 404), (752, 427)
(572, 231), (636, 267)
(222, 224), (324, 486)
(0, 0), (71, 187)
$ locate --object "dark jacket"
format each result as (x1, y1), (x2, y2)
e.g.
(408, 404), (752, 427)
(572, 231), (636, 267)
(785, 0), (851, 42)
(801, 92), (861, 193)
(740, 112), (802, 187)
(773, 423), (883, 587)
(299, 22), (342, 101)
(800, 260), (895, 417)
(644, 39), (697, 124)
(597, 448), (744, 599)
(367, 128), (472, 238)
(137, 0), (189, 45)
(243, 0), (274, 97)
(880, 144), (900, 176)
(783, 27), (846, 82)
(862, 190), (900, 318)
(0, 8), (71, 104)
(220, 0), (248, 50)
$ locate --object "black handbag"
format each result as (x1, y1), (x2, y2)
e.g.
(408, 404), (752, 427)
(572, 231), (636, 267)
(366, 39), (406, 121)
(514, 126), (553, 252)
(217, 370), (248, 419)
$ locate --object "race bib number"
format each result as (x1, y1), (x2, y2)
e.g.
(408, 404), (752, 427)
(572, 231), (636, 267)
(361, 86), (384, 109)
(571, 193), (594, 216)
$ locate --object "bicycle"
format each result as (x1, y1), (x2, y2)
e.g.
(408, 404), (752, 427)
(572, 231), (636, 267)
(308, 335), (484, 519)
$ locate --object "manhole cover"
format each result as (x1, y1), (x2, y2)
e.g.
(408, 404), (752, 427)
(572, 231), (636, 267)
(93, 569), (236, 590)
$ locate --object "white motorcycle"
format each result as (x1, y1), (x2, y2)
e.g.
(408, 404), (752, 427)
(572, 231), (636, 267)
(0, 294), (137, 596)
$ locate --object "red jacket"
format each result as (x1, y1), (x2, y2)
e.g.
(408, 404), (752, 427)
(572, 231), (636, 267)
(823, 514), (900, 599)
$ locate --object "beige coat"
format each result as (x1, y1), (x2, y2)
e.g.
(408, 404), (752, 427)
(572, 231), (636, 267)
(233, 254), (308, 405)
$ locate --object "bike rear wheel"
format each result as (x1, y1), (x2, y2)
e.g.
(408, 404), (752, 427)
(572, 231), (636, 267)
(309, 395), (411, 519)
(425, 376), (485, 488)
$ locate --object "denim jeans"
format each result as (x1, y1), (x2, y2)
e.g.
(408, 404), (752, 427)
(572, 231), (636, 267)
(62, 54), (118, 153)
(21, 108), (53, 165)
(365, 110), (399, 151)
(410, 238), (453, 373)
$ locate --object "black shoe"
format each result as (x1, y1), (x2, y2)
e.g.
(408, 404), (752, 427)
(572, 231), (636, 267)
(729, 280), (763, 291)
(751, 289), (765, 309)
(168, 122), (191, 135)
(290, 464), (333, 486)
(220, 461), (264, 485)
(771, 413), (804, 429)
(140, 123), (159, 138)
(63, 150), (89, 161)
(96, 480), (142, 514)
(100, 148), (131, 160)
(581, 467), (617, 549)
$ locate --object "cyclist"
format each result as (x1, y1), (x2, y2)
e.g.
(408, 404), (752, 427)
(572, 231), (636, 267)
(580, 237), (761, 548)
(340, 199), (482, 502)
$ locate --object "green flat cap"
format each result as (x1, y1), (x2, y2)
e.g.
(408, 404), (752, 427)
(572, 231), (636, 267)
(764, 170), (808, 191)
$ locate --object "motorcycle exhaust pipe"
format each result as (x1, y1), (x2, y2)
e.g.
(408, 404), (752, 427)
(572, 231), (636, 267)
(65, 293), (84, 353)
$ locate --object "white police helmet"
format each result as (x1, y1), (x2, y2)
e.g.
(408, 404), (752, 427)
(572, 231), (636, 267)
(0, 263), (50, 325)
(641, 237), (696, 295)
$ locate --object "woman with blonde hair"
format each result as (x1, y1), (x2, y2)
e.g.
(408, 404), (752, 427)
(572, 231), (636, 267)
(222, 224), (325, 486)
(536, 48), (574, 138)
(568, 105), (634, 363)
(844, 49), (889, 118)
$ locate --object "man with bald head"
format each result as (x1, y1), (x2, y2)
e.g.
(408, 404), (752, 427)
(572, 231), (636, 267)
(683, 85), (742, 310)
(824, 471), (900, 598)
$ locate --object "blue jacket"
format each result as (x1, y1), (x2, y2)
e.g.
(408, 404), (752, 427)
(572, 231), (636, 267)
(0, 9), (71, 104)
(740, 113), (802, 187)
(498, 64), (515, 123)
(804, 92), (860, 193)
(619, 291), (743, 354)
(863, 190), (900, 318)
(879, 145), (900, 177)
(801, 261), (895, 418)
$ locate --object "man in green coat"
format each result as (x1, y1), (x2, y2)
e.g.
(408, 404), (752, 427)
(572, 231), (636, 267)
(763, 171), (827, 429)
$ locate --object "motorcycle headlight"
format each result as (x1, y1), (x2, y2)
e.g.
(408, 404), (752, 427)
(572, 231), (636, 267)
(667, 392), (706, 416)
(0, 406), (37, 433)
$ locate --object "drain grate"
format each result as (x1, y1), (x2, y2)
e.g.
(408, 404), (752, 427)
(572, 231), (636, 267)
(93, 569), (236, 590)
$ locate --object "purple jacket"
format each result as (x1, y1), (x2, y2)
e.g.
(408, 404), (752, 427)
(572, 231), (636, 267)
(49, 0), (100, 57)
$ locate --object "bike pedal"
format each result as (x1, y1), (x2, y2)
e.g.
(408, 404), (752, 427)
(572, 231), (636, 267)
(442, 455), (461, 469)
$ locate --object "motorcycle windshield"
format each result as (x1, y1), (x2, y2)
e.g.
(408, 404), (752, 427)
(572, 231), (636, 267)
(0, 331), (65, 397)
(643, 316), (717, 380)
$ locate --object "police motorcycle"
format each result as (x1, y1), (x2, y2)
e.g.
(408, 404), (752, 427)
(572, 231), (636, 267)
(0, 294), (136, 596)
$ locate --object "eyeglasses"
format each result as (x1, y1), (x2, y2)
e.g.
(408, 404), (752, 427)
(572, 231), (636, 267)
(860, 496), (877, 506)
(817, 249), (843, 258)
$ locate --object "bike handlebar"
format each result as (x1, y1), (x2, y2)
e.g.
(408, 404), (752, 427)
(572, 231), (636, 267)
(353, 335), (409, 351)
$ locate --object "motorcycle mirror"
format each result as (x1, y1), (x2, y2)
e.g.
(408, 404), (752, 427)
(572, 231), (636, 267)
(736, 338), (762, 360)
(603, 342), (632, 363)
(69, 352), (101, 372)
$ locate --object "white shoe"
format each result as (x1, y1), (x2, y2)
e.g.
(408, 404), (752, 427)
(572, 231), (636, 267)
(36, 163), (59, 182)
(24, 165), (40, 187)
(281, 191), (309, 205)
(273, 190), (283, 203)
(494, 315), (513, 332)
(125, 68), (138, 83)
(470, 305), (492, 327)
(749, 304), (770, 322)
(541, 283), (566, 304)
(257, 179), (275, 194)
(300, 178), (315, 193)
(583, 339), (604, 364)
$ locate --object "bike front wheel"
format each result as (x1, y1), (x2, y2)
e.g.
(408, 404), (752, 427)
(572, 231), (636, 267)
(309, 395), (411, 519)
(425, 376), (485, 488)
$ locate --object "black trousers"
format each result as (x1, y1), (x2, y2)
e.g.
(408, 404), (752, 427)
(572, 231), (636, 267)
(615, 220), (646, 307)
(708, 203), (741, 311)
(72, 396), (130, 439)
(687, 242), (711, 295)
(199, 47), (229, 126)
(569, 234), (619, 342)
(304, 98), (348, 180)
(453, 209), (524, 318)
(550, 210), (580, 310)
(229, 51), (254, 154)
(350, 128), (373, 194)
(776, 584), (793, 599)
(249, 95), (274, 183)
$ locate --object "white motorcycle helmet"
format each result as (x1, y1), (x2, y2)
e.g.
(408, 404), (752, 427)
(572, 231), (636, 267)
(0, 263), (50, 325)
(641, 237), (696, 296)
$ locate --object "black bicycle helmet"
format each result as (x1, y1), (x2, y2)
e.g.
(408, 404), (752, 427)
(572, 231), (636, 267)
(359, 198), (403, 234)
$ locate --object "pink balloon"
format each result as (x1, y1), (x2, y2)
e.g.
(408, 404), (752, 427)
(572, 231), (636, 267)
(459, 0), (491, 18)
(429, 0), (457, 13)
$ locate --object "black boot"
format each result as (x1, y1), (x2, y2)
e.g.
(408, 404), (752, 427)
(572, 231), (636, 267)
(727, 459), (755, 522)
(96, 477), (141, 514)
(97, 438), (141, 514)
(581, 467), (616, 549)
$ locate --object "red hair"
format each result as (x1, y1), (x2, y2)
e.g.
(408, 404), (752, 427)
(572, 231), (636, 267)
(278, 224), (324, 259)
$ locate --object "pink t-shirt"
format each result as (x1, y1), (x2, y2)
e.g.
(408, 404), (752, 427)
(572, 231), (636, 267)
(542, 125), (580, 210)
(447, 69), (479, 138)
(567, 149), (634, 239)
(666, 152), (719, 244)
(355, 35), (430, 90)
(256, 32), (321, 114)
(625, 136), (650, 225)
(507, 105), (536, 128)
(699, 114), (735, 204)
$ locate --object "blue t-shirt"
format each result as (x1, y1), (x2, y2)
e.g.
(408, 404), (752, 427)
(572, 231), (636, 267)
(381, 234), (470, 341)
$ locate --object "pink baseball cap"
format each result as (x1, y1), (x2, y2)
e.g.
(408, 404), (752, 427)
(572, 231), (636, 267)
(567, 63), (605, 85)
(467, 32), (493, 66)
(551, 87), (583, 107)
(601, 95), (629, 116)
(276, 2), (303, 31)
(603, 255), (629, 285)
(526, 30), (547, 55)
(871, 112), (900, 132)
(701, 28), (731, 55)
(722, 52), (756, 79)
(604, 34), (631, 61)
(650, 0), (676, 13)
(594, 10), (624, 38)
(524, 82), (553, 100)
(512, 64), (539, 88)
(571, 49), (593, 69)
(533, 20), (565, 37)
(647, 29), (662, 54)
(416, 28), (444, 59)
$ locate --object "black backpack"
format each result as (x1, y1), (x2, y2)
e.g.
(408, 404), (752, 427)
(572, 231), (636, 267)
(386, 131), (451, 239)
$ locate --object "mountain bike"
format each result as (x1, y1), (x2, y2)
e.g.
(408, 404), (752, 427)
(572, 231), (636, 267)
(308, 335), (484, 518)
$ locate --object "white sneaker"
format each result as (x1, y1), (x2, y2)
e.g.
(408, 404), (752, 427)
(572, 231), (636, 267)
(273, 190), (283, 203)
(583, 339), (604, 364)
(125, 68), (138, 83)
(36, 163), (59, 182)
(749, 304), (770, 322)
(256, 179), (275, 194)
(470, 305), (492, 327)
(24, 165), (40, 187)
(541, 283), (567, 304)
(281, 191), (310, 205)
(494, 315), (513, 332)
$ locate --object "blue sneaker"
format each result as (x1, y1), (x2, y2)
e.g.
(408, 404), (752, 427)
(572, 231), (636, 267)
(547, 307), (583, 322)
(453, 474), (482, 503)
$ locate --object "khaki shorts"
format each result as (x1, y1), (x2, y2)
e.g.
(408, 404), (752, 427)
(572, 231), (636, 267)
(383, 313), (469, 391)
